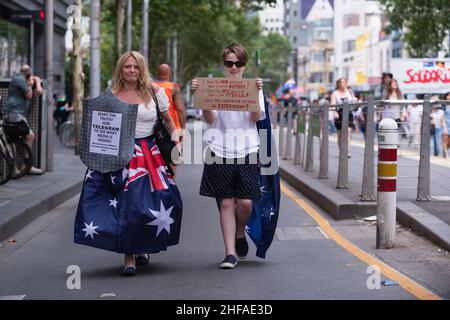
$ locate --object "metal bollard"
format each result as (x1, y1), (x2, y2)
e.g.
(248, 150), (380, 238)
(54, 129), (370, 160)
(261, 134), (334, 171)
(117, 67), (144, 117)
(417, 95), (431, 201)
(304, 108), (314, 171)
(361, 97), (375, 201)
(376, 118), (399, 249)
(284, 104), (293, 160)
(336, 103), (349, 188)
(319, 104), (329, 179)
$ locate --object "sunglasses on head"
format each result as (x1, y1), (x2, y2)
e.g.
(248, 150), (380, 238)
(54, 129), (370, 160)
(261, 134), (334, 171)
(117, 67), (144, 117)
(223, 60), (246, 68)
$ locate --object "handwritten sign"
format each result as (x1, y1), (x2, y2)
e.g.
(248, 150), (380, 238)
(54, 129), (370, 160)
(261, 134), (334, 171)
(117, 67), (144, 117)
(193, 77), (260, 112)
(89, 111), (122, 156)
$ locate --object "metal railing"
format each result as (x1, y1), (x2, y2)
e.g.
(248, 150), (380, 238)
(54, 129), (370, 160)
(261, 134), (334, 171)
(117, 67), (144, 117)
(273, 96), (450, 202)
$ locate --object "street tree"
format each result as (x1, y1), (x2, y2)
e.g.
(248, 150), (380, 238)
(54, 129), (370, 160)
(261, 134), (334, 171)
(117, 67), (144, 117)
(379, 0), (450, 57)
(257, 33), (292, 93)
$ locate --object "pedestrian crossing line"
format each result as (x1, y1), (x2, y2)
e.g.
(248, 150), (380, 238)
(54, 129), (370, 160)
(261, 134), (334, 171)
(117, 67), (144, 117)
(280, 182), (441, 300)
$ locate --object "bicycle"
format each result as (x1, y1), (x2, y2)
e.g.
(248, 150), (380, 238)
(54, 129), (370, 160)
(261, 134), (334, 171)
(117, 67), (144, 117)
(0, 117), (13, 185)
(58, 111), (76, 148)
(0, 114), (33, 180)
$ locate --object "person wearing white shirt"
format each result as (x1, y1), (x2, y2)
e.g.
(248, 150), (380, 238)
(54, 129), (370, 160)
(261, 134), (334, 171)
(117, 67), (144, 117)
(191, 43), (264, 269)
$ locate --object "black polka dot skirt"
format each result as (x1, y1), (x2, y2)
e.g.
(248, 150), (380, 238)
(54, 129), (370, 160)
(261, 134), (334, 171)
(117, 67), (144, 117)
(199, 148), (261, 200)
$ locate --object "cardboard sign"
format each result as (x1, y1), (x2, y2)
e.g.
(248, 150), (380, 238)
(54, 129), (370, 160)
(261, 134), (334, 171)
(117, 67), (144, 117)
(89, 111), (122, 156)
(193, 77), (260, 112)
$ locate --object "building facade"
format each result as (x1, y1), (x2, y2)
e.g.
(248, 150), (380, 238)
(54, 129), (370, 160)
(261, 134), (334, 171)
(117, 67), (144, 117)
(259, 0), (284, 35)
(284, 0), (334, 97)
(333, 0), (384, 92)
(0, 0), (70, 94)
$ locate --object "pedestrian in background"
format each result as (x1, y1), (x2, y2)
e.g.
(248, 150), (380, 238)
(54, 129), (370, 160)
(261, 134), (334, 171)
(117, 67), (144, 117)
(430, 96), (446, 157)
(331, 77), (357, 157)
(154, 63), (186, 175)
(374, 72), (393, 100)
(383, 78), (407, 140)
(406, 100), (423, 148)
(191, 42), (265, 269)
(443, 92), (450, 158)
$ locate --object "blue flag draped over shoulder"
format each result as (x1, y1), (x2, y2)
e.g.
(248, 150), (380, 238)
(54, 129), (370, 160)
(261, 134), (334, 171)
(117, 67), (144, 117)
(248, 94), (281, 258)
(214, 95), (281, 258)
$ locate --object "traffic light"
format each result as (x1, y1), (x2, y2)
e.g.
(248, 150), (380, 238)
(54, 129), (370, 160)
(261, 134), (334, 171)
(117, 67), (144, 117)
(11, 10), (45, 21)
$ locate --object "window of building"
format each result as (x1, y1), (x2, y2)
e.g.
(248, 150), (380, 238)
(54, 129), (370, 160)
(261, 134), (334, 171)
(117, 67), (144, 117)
(0, 19), (29, 79)
(293, 11), (297, 17)
(293, 36), (297, 44)
(311, 51), (324, 62)
(310, 72), (323, 83)
(329, 72), (334, 83)
(343, 40), (356, 53)
(343, 14), (359, 28)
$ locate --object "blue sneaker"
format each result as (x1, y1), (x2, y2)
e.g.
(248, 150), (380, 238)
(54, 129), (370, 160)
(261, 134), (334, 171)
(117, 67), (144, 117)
(220, 255), (238, 269)
(235, 237), (248, 260)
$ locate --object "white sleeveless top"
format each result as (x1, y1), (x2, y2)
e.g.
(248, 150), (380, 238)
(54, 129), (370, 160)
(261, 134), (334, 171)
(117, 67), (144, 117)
(135, 89), (170, 138)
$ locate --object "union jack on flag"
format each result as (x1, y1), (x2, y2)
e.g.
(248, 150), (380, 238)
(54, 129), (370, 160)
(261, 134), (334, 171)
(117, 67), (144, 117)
(74, 136), (182, 254)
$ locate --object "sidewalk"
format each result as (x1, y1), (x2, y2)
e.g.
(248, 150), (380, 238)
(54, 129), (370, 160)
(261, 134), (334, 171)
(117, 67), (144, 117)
(0, 134), (85, 242)
(278, 129), (450, 251)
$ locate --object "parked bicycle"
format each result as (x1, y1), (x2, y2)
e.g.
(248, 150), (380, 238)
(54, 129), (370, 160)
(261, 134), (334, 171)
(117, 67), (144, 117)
(0, 112), (33, 182)
(0, 116), (12, 185)
(58, 111), (76, 148)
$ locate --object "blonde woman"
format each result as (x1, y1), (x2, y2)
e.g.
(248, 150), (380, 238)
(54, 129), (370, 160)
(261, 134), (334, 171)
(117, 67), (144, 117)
(75, 51), (183, 276)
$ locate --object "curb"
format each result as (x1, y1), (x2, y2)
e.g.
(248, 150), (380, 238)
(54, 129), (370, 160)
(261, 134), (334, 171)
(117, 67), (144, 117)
(0, 176), (83, 242)
(279, 165), (376, 220)
(397, 201), (450, 251)
(279, 164), (450, 251)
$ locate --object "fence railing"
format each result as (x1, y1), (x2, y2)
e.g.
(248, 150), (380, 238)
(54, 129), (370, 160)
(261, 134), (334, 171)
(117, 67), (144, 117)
(272, 95), (450, 202)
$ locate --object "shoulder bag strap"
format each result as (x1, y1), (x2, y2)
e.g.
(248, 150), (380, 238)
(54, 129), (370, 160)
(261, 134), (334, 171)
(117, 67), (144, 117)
(150, 85), (163, 122)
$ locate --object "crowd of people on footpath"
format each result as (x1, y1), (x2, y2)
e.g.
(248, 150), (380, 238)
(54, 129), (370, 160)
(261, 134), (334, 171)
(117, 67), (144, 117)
(272, 72), (450, 159)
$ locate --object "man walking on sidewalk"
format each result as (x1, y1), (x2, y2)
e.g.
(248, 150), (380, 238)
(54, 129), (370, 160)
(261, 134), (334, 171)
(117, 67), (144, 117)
(154, 64), (186, 139)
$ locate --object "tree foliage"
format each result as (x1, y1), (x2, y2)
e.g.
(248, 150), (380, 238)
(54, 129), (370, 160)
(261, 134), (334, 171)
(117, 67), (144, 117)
(379, 0), (450, 57)
(93, 0), (288, 93)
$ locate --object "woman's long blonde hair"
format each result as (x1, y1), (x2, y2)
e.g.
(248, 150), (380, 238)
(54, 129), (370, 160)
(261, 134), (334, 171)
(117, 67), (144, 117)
(112, 51), (152, 104)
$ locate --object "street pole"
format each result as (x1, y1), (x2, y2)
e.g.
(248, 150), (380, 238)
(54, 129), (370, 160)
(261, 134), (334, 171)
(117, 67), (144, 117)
(376, 118), (399, 249)
(71, 0), (84, 155)
(29, 19), (34, 72)
(166, 39), (171, 64)
(142, 0), (149, 63)
(293, 47), (298, 86)
(173, 32), (177, 83)
(90, 0), (101, 97)
(44, 0), (54, 171)
(126, 0), (132, 51)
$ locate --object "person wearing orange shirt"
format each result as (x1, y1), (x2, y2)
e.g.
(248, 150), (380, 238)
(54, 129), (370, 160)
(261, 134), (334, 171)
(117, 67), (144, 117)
(154, 64), (186, 139)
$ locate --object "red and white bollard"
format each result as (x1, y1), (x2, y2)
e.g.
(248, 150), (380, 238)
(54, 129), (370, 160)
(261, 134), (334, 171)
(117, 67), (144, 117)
(376, 118), (399, 249)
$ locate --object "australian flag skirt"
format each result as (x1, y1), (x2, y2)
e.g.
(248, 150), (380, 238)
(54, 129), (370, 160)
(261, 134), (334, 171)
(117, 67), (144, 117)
(74, 136), (183, 254)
